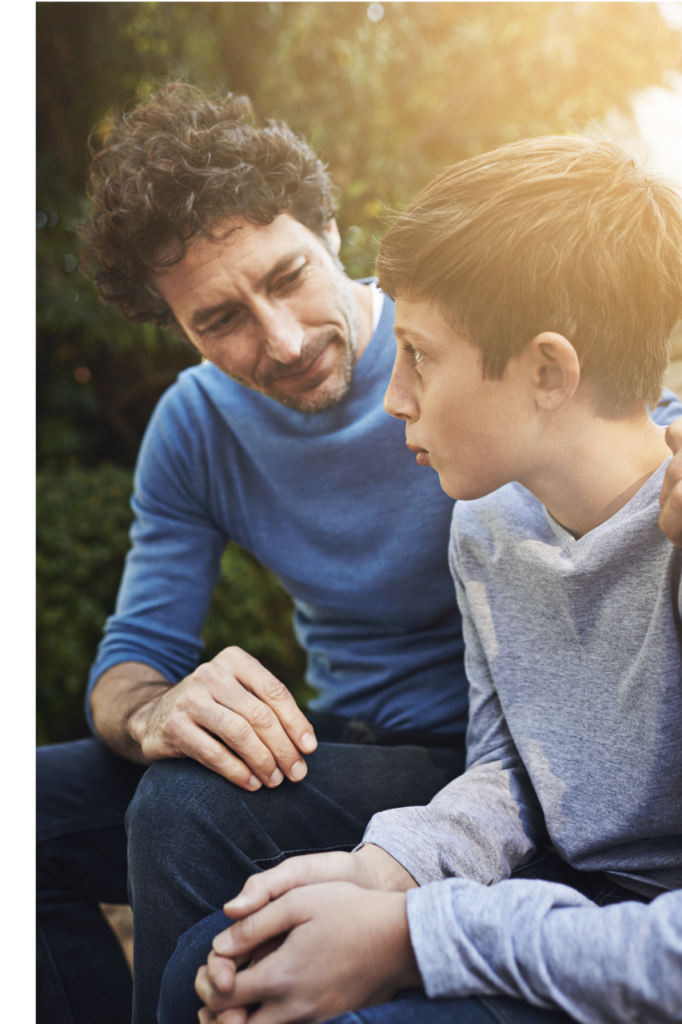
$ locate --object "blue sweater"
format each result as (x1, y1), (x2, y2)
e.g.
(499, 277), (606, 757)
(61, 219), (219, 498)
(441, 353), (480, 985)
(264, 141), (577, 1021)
(87, 290), (682, 738)
(87, 295), (466, 735)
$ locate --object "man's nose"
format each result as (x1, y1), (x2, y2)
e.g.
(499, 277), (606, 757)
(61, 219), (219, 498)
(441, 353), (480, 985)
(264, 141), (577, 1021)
(258, 305), (305, 364)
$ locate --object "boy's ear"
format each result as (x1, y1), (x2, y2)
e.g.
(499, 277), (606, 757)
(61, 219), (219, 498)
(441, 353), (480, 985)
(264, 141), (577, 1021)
(529, 332), (581, 411)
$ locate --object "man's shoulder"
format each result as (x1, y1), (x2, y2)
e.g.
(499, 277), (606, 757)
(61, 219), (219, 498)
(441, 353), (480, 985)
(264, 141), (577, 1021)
(153, 360), (256, 426)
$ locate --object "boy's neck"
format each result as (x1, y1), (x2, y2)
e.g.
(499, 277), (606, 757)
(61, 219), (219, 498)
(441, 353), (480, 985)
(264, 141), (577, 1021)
(521, 406), (671, 540)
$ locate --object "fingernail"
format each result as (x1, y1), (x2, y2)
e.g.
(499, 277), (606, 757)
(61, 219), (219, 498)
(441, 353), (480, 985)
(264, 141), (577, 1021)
(300, 732), (317, 753)
(269, 767), (283, 786)
(213, 930), (234, 954)
(224, 895), (247, 911)
(290, 759), (307, 781)
(247, 775), (261, 791)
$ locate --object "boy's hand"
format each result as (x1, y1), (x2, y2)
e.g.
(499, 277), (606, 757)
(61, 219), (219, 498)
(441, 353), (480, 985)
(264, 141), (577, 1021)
(195, 882), (422, 1024)
(660, 418), (682, 547)
(222, 846), (417, 920)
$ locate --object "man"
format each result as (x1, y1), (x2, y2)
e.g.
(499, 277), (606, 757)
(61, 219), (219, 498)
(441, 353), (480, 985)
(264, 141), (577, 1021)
(36, 83), (682, 1024)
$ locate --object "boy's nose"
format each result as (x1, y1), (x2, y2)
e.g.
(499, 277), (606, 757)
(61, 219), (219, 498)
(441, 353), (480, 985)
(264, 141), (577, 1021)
(384, 371), (418, 422)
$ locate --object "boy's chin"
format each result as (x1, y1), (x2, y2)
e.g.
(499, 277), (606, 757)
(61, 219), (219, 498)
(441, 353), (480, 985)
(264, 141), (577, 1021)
(438, 470), (507, 502)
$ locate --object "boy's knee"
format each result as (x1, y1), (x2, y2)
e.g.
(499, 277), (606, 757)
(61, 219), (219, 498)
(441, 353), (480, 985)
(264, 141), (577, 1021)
(157, 910), (229, 1024)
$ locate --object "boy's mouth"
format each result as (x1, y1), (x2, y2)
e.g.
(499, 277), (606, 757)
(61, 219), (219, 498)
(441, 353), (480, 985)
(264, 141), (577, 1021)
(406, 442), (431, 467)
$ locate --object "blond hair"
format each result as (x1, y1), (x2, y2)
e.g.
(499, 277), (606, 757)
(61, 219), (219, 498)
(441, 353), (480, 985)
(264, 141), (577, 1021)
(377, 135), (682, 415)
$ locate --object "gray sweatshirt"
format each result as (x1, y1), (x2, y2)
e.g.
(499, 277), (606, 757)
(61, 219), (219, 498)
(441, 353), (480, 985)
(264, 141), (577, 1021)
(363, 459), (682, 1022)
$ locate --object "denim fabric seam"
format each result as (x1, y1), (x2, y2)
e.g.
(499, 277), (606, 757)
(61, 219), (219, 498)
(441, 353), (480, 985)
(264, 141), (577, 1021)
(478, 996), (521, 1024)
(592, 883), (621, 907)
(253, 843), (357, 866)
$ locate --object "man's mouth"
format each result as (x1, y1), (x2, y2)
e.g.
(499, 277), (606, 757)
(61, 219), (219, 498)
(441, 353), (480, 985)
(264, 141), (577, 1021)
(259, 334), (339, 390)
(406, 442), (431, 467)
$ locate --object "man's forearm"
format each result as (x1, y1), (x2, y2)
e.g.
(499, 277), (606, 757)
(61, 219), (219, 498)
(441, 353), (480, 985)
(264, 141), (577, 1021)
(90, 662), (171, 762)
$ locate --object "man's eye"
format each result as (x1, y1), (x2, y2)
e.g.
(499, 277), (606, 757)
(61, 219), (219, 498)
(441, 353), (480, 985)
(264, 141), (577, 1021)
(275, 264), (305, 290)
(413, 348), (426, 365)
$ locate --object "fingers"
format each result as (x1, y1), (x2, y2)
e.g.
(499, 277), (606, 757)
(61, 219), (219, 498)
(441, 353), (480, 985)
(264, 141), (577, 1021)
(665, 418), (682, 457)
(224, 852), (356, 918)
(212, 647), (317, 756)
(659, 421), (682, 548)
(142, 657), (317, 789)
(215, 1011), (248, 1024)
(659, 477), (682, 546)
(213, 892), (302, 958)
(204, 678), (309, 785)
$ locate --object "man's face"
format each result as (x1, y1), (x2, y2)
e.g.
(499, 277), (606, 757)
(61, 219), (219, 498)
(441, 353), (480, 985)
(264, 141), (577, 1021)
(150, 213), (358, 413)
(384, 297), (535, 500)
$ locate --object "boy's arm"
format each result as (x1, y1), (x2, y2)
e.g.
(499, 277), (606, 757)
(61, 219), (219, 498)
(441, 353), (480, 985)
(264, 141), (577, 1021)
(407, 879), (682, 1023)
(361, 532), (545, 886)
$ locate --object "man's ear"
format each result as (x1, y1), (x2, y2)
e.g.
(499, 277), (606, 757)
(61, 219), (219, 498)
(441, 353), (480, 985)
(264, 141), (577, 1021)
(529, 332), (581, 411)
(324, 218), (341, 255)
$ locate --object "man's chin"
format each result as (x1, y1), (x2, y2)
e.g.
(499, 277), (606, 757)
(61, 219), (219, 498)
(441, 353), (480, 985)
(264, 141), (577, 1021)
(265, 372), (353, 414)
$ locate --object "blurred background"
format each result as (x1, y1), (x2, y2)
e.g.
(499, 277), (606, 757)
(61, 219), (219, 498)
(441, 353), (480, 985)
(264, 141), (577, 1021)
(37, 1), (682, 749)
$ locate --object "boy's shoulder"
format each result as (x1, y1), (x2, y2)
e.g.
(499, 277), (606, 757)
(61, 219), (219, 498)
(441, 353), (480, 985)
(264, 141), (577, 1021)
(451, 482), (544, 548)
(449, 462), (678, 587)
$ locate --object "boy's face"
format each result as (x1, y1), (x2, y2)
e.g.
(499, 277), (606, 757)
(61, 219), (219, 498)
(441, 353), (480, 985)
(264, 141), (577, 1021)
(385, 297), (535, 500)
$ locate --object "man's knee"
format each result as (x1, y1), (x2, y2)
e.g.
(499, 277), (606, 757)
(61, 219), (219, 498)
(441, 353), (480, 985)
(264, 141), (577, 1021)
(126, 758), (232, 852)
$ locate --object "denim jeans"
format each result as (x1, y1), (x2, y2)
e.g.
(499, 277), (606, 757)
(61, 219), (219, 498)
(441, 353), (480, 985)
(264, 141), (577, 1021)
(157, 849), (649, 1024)
(37, 727), (464, 1024)
(324, 994), (569, 1023)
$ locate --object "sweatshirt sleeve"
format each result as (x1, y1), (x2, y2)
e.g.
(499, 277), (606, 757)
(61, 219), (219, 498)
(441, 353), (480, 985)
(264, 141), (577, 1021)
(360, 515), (545, 885)
(406, 879), (682, 1024)
(85, 382), (229, 731)
(651, 386), (682, 427)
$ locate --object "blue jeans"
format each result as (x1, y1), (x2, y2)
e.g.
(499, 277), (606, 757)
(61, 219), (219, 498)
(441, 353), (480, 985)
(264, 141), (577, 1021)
(158, 850), (649, 1024)
(324, 995), (569, 1023)
(37, 730), (464, 1024)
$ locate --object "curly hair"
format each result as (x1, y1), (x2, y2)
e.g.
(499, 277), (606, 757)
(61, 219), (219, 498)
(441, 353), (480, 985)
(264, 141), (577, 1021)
(80, 82), (338, 327)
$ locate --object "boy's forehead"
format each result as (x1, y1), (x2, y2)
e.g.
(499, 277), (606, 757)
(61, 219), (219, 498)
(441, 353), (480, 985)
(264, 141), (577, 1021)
(393, 296), (461, 345)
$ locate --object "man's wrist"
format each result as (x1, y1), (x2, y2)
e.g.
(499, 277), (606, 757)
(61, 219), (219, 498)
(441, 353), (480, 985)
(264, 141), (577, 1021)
(127, 686), (167, 748)
(91, 666), (170, 762)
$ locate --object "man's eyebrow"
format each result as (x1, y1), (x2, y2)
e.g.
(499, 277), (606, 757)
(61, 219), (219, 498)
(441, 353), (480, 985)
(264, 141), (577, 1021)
(190, 251), (307, 331)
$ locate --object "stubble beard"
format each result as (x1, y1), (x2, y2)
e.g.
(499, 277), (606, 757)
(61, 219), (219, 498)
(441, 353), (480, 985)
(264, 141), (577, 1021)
(228, 266), (360, 414)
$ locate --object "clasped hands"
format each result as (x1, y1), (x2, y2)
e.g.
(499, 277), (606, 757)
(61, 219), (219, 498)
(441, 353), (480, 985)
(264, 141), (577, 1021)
(194, 845), (423, 1024)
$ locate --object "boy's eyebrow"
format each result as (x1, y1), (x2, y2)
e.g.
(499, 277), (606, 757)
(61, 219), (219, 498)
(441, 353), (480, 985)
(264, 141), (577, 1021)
(393, 325), (429, 346)
(190, 251), (306, 330)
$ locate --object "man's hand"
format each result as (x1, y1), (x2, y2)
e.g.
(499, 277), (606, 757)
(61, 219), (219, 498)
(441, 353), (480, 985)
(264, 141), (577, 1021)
(660, 418), (682, 547)
(222, 846), (417, 921)
(195, 882), (423, 1024)
(90, 647), (317, 791)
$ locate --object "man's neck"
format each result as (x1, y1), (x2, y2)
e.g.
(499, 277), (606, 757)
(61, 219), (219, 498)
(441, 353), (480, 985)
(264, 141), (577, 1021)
(351, 280), (375, 361)
(521, 407), (671, 539)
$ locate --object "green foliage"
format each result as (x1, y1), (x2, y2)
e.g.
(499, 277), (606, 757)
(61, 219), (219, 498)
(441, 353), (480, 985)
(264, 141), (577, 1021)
(36, 464), (308, 746)
(37, 464), (137, 744)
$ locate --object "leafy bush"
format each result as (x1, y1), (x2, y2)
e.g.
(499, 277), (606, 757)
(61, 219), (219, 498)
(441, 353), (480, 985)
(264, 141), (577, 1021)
(36, 464), (308, 746)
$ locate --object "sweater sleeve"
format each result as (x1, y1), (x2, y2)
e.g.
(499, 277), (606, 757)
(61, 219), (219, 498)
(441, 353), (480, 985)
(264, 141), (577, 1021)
(652, 386), (682, 427)
(360, 519), (545, 885)
(407, 879), (682, 1024)
(85, 383), (229, 731)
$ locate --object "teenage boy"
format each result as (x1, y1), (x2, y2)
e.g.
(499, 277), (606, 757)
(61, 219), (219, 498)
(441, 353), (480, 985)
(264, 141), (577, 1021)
(172, 135), (682, 1024)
